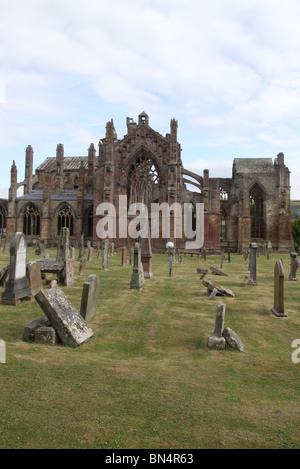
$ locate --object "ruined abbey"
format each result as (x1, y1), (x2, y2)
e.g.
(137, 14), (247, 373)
(2, 111), (292, 252)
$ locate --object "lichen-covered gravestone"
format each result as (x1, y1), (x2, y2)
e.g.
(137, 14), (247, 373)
(130, 243), (144, 291)
(35, 287), (93, 347)
(1, 232), (31, 305)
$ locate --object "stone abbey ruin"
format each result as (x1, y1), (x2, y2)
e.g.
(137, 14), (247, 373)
(1, 111), (292, 252)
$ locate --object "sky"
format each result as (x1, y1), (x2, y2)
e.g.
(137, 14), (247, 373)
(1, 0), (300, 198)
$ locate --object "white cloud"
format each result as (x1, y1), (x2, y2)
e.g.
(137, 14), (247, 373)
(1, 0), (300, 198)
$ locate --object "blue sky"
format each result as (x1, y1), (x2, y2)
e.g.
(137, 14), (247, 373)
(1, 0), (300, 198)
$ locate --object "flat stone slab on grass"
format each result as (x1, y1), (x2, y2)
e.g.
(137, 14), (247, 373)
(35, 288), (93, 348)
(202, 279), (235, 297)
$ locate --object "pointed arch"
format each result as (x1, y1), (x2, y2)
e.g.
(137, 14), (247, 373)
(22, 203), (41, 236)
(249, 183), (265, 239)
(56, 203), (75, 236)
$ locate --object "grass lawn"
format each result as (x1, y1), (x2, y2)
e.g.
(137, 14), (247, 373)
(0, 247), (300, 449)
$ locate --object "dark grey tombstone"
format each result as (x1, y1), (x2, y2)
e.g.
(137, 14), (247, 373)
(289, 252), (298, 281)
(248, 242), (258, 285)
(271, 260), (287, 317)
(80, 275), (100, 322)
(1, 232), (31, 304)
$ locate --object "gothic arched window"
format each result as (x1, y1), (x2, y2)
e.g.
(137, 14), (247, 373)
(23, 204), (41, 236)
(250, 184), (264, 238)
(57, 204), (74, 236)
(127, 153), (159, 210)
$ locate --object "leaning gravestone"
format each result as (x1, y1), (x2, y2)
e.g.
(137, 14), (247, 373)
(1, 232), (31, 305)
(27, 261), (42, 296)
(35, 288), (93, 347)
(0, 339), (6, 363)
(63, 258), (74, 287)
(80, 274), (100, 321)
(79, 257), (86, 276)
(271, 260), (287, 317)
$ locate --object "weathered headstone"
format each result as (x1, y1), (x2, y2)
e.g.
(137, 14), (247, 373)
(87, 240), (91, 250)
(271, 260), (287, 317)
(0, 339), (6, 363)
(208, 288), (218, 300)
(248, 242), (258, 285)
(140, 231), (153, 278)
(197, 268), (208, 279)
(121, 246), (127, 267)
(130, 243), (144, 291)
(88, 247), (93, 261)
(40, 243), (46, 257)
(223, 327), (244, 351)
(80, 274), (100, 322)
(78, 234), (85, 259)
(102, 240), (109, 270)
(79, 257), (86, 275)
(202, 279), (235, 297)
(35, 326), (59, 346)
(110, 242), (115, 256)
(207, 303), (226, 350)
(210, 266), (228, 277)
(1, 232), (31, 305)
(63, 258), (74, 287)
(27, 261), (42, 296)
(35, 288), (93, 347)
(56, 227), (70, 263)
(70, 246), (75, 260)
(129, 246), (134, 265)
(289, 252), (298, 281)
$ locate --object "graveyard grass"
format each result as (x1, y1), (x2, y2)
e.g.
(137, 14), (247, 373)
(0, 248), (300, 449)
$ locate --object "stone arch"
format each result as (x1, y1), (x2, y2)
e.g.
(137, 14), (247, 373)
(20, 202), (41, 237)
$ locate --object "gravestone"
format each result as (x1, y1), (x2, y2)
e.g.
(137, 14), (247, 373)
(227, 251), (231, 263)
(102, 240), (109, 270)
(78, 234), (85, 259)
(197, 268), (208, 279)
(248, 243), (258, 285)
(79, 257), (86, 275)
(121, 246), (127, 267)
(88, 247), (93, 261)
(130, 243), (144, 291)
(0, 339), (6, 363)
(110, 242), (115, 256)
(223, 327), (244, 351)
(271, 260), (287, 317)
(35, 287), (93, 347)
(140, 231), (153, 278)
(27, 261), (42, 296)
(210, 266), (228, 276)
(56, 227), (70, 263)
(35, 326), (59, 346)
(63, 258), (74, 287)
(202, 279), (235, 297)
(71, 247), (75, 260)
(129, 246), (134, 265)
(202, 247), (206, 261)
(80, 274), (100, 322)
(87, 240), (91, 250)
(40, 243), (46, 257)
(1, 232), (31, 305)
(207, 303), (226, 350)
(289, 252), (298, 281)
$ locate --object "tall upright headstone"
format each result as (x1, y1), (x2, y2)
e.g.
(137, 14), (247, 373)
(271, 260), (287, 317)
(56, 227), (70, 263)
(121, 246), (127, 267)
(1, 232), (31, 305)
(130, 243), (144, 291)
(289, 252), (298, 281)
(0, 339), (6, 364)
(102, 240), (109, 270)
(140, 231), (153, 278)
(248, 242), (258, 285)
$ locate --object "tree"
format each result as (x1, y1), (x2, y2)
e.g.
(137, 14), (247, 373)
(291, 217), (300, 251)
